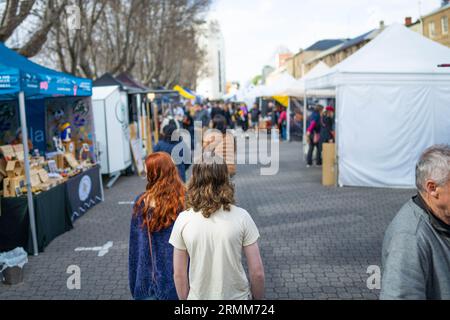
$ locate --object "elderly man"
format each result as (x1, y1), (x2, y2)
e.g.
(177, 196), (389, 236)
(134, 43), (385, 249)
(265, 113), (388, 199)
(380, 145), (450, 300)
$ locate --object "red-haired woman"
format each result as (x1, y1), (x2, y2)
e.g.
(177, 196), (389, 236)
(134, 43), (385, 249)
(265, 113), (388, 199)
(129, 152), (186, 300)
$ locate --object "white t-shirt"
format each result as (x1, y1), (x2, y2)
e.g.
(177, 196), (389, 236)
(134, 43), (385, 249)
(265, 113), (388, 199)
(169, 205), (260, 300)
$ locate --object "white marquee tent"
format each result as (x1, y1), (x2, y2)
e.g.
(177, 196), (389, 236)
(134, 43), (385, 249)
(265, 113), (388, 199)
(305, 24), (450, 188)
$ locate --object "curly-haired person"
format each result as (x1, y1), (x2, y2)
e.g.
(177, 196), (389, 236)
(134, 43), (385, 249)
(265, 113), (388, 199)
(169, 162), (265, 300)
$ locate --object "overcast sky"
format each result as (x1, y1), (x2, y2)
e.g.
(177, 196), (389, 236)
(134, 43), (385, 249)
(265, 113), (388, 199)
(211, 0), (441, 85)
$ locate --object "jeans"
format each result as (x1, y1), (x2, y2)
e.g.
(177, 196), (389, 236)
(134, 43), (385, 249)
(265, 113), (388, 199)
(281, 125), (287, 140)
(307, 141), (322, 166)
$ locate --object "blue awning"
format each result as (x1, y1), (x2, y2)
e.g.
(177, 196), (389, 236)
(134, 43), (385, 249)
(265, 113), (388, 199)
(0, 42), (92, 98)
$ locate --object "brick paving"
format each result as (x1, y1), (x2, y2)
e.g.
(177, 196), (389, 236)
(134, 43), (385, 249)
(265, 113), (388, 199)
(0, 141), (415, 300)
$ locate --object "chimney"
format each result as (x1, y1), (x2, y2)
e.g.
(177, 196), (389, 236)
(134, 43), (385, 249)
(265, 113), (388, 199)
(442, 0), (449, 7)
(379, 20), (385, 29)
(405, 17), (412, 26)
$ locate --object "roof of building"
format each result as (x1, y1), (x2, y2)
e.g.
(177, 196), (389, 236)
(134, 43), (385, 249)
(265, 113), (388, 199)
(339, 29), (377, 51)
(305, 39), (347, 51)
(116, 73), (149, 92)
(93, 73), (143, 93)
(305, 28), (382, 65)
(422, 3), (450, 19)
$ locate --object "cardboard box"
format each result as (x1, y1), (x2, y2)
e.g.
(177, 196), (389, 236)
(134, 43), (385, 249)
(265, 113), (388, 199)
(64, 153), (80, 169)
(322, 143), (336, 187)
(12, 145), (24, 161)
(6, 161), (24, 178)
(38, 169), (50, 184)
(0, 145), (15, 160)
(8, 176), (25, 197)
(0, 158), (6, 177)
(56, 154), (65, 169)
(129, 122), (138, 140)
(63, 141), (76, 158)
(3, 178), (11, 197)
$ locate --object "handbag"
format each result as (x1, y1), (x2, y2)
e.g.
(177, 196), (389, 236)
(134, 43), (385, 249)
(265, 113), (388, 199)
(313, 132), (321, 144)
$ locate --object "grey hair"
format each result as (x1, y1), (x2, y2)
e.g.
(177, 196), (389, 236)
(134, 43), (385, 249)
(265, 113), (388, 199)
(415, 145), (450, 192)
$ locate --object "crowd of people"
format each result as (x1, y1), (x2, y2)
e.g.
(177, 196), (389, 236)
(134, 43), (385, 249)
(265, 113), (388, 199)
(158, 99), (301, 144)
(129, 153), (265, 300)
(128, 97), (450, 301)
(129, 99), (267, 300)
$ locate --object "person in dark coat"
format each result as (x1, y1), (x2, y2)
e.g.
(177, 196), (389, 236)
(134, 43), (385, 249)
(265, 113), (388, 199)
(154, 120), (190, 182)
(320, 106), (335, 144)
(306, 105), (324, 166)
(129, 152), (186, 300)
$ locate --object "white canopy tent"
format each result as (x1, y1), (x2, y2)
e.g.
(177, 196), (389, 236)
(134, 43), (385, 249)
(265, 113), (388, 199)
(305, 24), (450, 188)
(244, 67), (335, 141)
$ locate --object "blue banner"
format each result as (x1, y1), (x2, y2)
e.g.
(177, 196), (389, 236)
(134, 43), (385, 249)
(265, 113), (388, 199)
(25, 99), (46, 154)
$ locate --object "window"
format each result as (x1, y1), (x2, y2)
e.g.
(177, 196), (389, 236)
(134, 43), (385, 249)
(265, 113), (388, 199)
(429, 21), (436, 38)
(442, 16), (449, 35)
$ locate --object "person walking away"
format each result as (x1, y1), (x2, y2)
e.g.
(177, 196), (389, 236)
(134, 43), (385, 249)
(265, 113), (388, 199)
(306, 105), (324, 167)
(223, 103), (234, 129)
(319, 106), (335, 147)
(170, 162), (265, 300)
(251, 103), (261, 131)
(194, 104), (211, 129)
(203, 115), (236, 177)
(154, 120), (190, 182)
(182, 108), (195, 152)
(278, 107), (287, 140)
(129, 152), (186, 300)
(239, 104), (249, 132)
(380, 145), (450, 300)
(270, 102), (279, 131)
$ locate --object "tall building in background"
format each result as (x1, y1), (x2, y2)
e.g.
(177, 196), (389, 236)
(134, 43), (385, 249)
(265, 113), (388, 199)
(196, 20), (226, 100)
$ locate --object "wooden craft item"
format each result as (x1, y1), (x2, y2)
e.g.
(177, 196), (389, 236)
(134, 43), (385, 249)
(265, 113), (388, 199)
(0, 145), (15, 160)
(64, 153), (80, 169)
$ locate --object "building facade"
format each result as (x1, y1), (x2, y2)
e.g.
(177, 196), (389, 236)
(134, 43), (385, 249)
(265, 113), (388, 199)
(196, 20), (226, 100)
(303, 25), (384, 74)
(422, 3), (450, 47)
(285, 39), (345, 79)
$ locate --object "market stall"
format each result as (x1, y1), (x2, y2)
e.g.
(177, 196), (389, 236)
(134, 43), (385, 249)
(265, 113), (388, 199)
(92, 85), (133, 187)
(305, 24), (450, 188)
(93, 73), (151, 185)
(0, 42), (102, 255)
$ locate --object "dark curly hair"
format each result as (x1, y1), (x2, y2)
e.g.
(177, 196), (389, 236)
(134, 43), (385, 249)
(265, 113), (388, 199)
(187, 162), (235, 218)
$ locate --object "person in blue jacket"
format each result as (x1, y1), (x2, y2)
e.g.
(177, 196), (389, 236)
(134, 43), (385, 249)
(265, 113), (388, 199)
(154, 119), (191, 182)
(129, 152), (186, 300)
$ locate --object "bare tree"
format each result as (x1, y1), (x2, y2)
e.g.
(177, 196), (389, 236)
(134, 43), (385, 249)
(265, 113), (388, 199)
(0, 0), (68, 57)
(10, 0), (212, 89)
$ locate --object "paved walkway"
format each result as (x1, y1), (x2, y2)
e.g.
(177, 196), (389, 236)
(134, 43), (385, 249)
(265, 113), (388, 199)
(0, 141), (414, 300)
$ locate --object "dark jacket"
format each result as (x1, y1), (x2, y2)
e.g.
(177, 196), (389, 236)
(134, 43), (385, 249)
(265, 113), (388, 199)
(320, 115), (335, 143)
(154, 140), (190, 182)
(129, 202), (178, 300)
(381, 197), (450, 300)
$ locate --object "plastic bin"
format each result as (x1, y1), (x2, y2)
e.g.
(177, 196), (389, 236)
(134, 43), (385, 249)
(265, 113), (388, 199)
(2, 266), (24, 285)
(0, 248), (28, 286)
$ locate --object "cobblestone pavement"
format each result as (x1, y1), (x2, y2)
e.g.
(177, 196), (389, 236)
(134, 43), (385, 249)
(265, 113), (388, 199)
(0, 141), (415, 300)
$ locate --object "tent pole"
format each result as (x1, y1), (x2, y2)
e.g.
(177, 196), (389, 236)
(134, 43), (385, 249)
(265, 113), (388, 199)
(136, 94), (142, 141)
(303, 90), (307, 147)
(287, 97), (291, 142)
(335, 87), (339, 187)
(18, 91), (39, 256)
(153, 102), (159, 144)
(146, 101), (153, 155)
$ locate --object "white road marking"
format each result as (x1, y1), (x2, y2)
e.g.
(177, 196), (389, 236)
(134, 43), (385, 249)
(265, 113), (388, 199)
(118, 201), (134, 205)
(75, 241), (114, 257)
